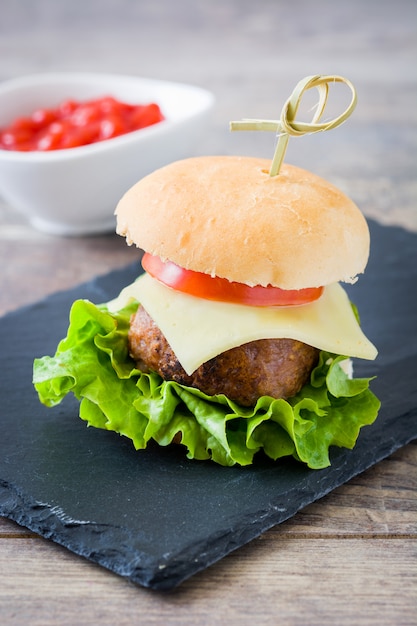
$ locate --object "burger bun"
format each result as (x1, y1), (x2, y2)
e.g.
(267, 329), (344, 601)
(115, 155), (370, 289)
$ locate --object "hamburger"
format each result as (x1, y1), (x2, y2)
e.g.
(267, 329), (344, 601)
(33, 155), (380, 469)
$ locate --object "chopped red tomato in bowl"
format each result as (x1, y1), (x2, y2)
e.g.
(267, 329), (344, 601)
(0, 96), (165, 152)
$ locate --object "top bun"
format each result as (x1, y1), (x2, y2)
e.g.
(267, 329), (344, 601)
(115, 156), (370, 289)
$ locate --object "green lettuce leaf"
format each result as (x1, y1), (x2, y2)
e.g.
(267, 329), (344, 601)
(33, 298), (380, 469)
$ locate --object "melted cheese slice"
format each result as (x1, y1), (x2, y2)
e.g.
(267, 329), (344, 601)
(108, 274), (378, 375)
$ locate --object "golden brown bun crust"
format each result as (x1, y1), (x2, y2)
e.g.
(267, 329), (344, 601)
(115, 156), (370, 289)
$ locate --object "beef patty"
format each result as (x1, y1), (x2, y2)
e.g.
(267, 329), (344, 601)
(128, 305), (319, 407)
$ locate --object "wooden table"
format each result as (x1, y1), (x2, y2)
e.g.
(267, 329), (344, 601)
(1, 1), (416, 624)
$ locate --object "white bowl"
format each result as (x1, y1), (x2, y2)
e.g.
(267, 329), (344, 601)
(0, 73), (215, 235)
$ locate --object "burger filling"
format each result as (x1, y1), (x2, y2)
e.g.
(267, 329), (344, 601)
(128, 305), (319, 407)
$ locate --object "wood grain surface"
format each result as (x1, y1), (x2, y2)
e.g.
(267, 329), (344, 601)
(0, 1), (416, 624)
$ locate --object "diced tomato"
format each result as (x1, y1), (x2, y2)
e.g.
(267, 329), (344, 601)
(35, 120), (69, 150)
(0, 127), (33, 150)
(69, 103), (102, 127)
(31, 108), (57, 128)
(96, 96), (127, 116)
(57, 99), (78, 117)
(36, 133), (60, 151)
(9, 116), (38, 132)
(142, 253), (324, 307)
(130, 103), (164, 129)
(99, 114), (125, 140)
(60, 123), (101, 149)
(0, 96), (165, 152)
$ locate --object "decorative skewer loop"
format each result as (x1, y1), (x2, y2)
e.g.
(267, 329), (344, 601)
(230, 74), (357, 176)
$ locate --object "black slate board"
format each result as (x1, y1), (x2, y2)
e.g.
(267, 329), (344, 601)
(0, 220), (416, 590)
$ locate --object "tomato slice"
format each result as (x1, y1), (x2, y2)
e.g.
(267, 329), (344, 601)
(141, 253), (324, 307)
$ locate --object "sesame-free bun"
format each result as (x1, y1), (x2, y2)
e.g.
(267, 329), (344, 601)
(115, 156), (370, 289)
